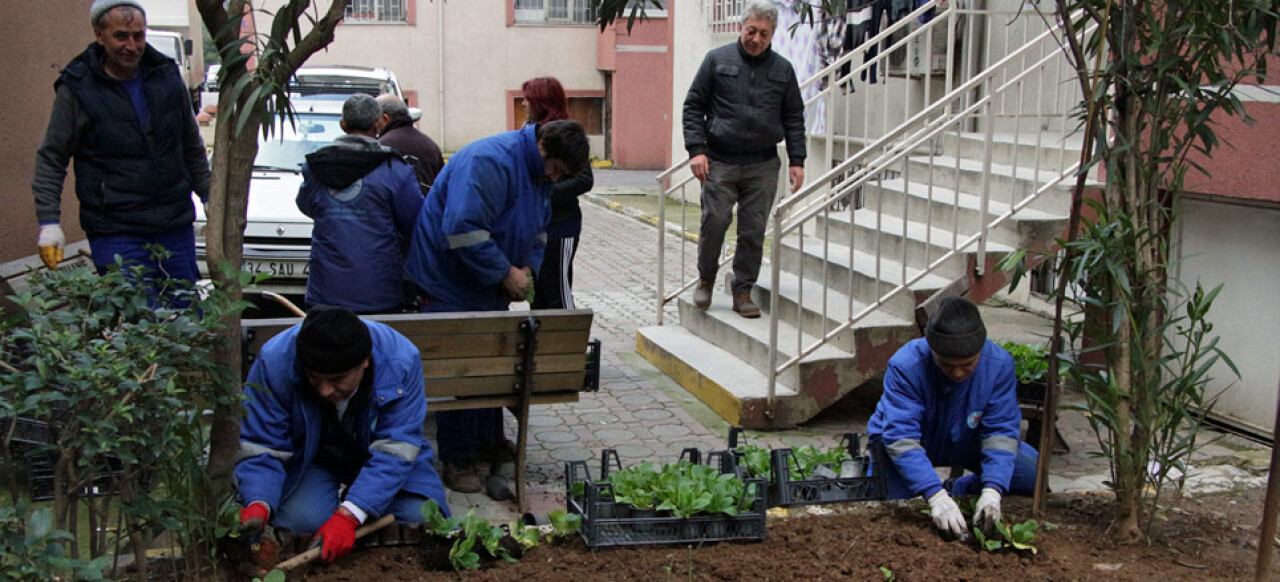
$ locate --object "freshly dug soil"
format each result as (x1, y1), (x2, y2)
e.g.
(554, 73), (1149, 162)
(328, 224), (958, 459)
(290, 490), (1273, 581)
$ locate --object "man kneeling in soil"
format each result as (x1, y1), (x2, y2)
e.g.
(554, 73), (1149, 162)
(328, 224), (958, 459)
(868, 296), (1039, 539)
(235, 306), (450, 563)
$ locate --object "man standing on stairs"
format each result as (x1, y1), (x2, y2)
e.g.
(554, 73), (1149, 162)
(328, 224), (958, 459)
(683, 0), (807, 318)
(867, 296), (1039, 539)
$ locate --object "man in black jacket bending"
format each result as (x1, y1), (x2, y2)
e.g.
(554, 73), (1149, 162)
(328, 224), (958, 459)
(682, 0), (806, 318)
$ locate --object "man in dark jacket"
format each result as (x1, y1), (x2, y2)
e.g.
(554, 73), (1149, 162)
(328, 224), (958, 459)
(296, 94), (424, 313)
(375, 94), (444, 195)
(32, 0), (210, 286)
(682, 0), (806, 318)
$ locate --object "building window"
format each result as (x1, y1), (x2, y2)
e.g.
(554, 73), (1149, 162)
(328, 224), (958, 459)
(514, 95), (605, 135)
(513, 0), (598, 25)
(346, 0), (406, 23)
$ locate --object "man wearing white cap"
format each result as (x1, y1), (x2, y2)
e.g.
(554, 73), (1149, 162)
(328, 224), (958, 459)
(867, 296), (1039, 539)
(31, 0), (210, 292)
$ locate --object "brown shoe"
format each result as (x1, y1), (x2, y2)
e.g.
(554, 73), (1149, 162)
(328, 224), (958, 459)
(442, 460), (482, 493)
(733, 293), (761, 318)
(693, 278), (714, 310)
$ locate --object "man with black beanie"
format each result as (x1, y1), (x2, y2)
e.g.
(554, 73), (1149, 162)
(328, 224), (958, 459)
(235, 306), (448, 564)
(867, 296), (1039, 539)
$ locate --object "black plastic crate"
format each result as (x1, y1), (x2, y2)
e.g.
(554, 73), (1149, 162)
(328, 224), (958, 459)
(0, 417), (55, 447)
(565, 448), (767, 548)
(728, 427), (887, 507)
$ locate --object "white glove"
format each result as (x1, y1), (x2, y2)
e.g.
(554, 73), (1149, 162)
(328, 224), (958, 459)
(927, 489), (968, 539)
(974, 487), (1003, 534)
(37, 224), (66, 269)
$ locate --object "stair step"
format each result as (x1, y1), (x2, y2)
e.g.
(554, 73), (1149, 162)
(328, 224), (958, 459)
(677, 295), (854, 385)
(865, 178), (1066, 223)
(778, 234), (955, 300)
(754, 269), (916, 352)
(902, 154), (1080, 212)
(944, 130), (1086, 173)
(808, 208), (1015, 279)
(636, 325), (809, 428)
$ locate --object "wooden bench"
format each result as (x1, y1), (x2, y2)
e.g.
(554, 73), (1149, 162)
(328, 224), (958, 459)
(240, 309), (601, 512)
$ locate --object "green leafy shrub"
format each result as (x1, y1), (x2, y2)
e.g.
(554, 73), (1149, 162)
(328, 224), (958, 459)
(0, 258), (251, 579)
(0, 505), (109, 581)
(997, 341), (1052, 385)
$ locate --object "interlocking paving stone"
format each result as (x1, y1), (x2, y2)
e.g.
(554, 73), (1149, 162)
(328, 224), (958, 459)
(650, 423), (693, 438)
(528, 415), (564, 428)
(614, 444), (656, 459)
(548, 447), (595, 462)
(633, 408), (674, 421)
(593, 428), (637, 441)
(580, 412), (621, 425)
(617, 393), (657, 406)
(534, 431), (578, 444)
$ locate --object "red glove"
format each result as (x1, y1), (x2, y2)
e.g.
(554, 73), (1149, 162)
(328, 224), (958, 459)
(313, 510), (360, 562)
(239, 502), (270, 535)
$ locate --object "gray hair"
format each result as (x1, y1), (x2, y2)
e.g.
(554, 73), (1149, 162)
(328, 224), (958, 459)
(741, 0), (778, 26)
(342, 93), (382, 132)
(376, 93), (410, 119)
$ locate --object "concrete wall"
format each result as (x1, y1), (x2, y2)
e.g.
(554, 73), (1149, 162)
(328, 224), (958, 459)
(1175, 197), (1280, 434)
(0, 2), (94, 263)
(669, 0), (731, 169)
(255, 0), (607, 157)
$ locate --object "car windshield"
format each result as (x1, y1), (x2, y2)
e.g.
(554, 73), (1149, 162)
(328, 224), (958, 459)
(253, 112), (344, 171)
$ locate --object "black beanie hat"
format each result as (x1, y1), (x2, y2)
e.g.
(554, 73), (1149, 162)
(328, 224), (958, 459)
(296, 306), (372, 375)
(926, 296), (987, 358)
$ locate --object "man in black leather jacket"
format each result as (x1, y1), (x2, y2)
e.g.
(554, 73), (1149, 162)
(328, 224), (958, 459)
(682, 0), (806, 318)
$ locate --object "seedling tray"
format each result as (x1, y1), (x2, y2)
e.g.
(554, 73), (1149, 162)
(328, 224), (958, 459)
(727, 428), (887, 507)
(565, 448), (767, 548)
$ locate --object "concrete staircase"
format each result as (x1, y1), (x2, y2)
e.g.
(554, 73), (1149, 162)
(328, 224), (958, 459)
(637, 131), (1077, 429)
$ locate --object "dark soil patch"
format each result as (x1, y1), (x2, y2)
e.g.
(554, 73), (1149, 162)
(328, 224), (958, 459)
(288, 490), (1275, 581)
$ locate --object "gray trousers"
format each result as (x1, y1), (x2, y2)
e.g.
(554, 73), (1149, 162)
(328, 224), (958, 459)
(698, 157), (782, 295)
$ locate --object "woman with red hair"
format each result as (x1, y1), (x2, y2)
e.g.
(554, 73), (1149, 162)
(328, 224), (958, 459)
(522, 76), (593, 310)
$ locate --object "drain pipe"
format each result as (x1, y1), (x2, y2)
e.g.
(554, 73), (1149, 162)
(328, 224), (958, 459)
(437, 0), (446, 146)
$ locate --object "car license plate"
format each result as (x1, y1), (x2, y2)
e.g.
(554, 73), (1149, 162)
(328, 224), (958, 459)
(242, 260), (309, 278)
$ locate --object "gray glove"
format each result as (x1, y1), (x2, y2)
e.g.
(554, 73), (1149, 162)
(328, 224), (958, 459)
(927, 489), (968, 539)
(974, 487), (1003, 534)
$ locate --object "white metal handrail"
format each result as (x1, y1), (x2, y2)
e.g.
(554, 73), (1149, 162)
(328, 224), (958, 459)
(657, 4), (1090, 418)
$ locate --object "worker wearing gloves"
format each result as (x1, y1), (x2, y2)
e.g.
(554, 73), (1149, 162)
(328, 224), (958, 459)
(235, 306), (449, 563)
(867, 296), (1039, 538)
(32, 0), (209, 286)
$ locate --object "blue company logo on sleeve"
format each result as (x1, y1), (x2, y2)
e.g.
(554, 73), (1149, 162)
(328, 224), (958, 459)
(967, 411), (983, 429)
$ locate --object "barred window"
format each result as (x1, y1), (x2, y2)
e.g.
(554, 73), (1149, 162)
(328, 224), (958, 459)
(346, 0), (406, 23)
(513, 0), (598, 24)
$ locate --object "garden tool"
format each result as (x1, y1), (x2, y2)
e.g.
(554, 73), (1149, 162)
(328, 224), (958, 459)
(275, 514), (396, 571)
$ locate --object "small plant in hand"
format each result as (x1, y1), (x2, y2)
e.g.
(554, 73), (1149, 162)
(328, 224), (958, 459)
(418, 500), (578, 571)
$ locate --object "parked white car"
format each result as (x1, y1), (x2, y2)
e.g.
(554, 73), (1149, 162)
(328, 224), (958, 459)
(194, 99), (346, 295)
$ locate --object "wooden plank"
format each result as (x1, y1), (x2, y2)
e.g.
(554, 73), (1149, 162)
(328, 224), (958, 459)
(426, 392), (579, 411)
(425, 372), (586, 399)
(408, 330), (590, 359)
(241, 310), (594, 355)
(423, 353), (588, 379)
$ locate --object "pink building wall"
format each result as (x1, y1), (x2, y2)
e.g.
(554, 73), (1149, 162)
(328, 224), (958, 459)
(1181, 56), (1280, 204)
(599, 16), (673, 170)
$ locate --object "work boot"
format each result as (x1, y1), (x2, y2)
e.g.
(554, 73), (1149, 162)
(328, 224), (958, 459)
(733, 293), (761, 318)
(442, 460), (482, 493)
(693, 278), (714, 310)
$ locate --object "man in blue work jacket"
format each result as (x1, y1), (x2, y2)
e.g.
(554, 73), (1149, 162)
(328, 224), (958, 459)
(235, 306), (449, 564)
(404, 119), (589, 494)
(868, 296), (1039, 538)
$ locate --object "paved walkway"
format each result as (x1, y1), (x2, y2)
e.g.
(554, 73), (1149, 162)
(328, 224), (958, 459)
(436, 169), (1271, 523)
